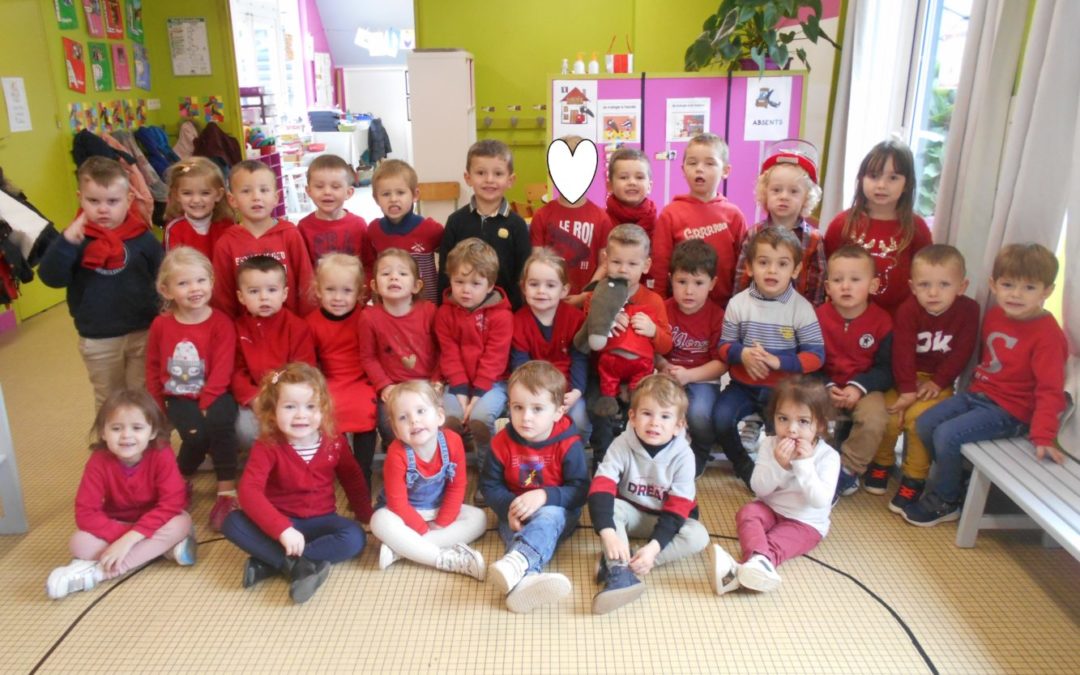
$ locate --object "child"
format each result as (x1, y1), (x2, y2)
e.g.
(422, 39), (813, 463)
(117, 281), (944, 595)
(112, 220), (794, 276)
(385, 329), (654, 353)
(146, 247), (240, 531)
(529, 135), (612, 304)
(482, 361), (589, 613)
(870, 245), (979, 513)
(435, 238), (513, 473)
(305, 254), (378, 484)
(709, 376), (840, 595)
(605, 147), (657, 238)
(440, 139), (531, 310)
(357, 248), (442, 449)
(904, 243), (1068, 526)
(162, 157), (233, 258)
(824, 139), (932, 316)
(588, 374), (709, 614)
(38, 156), (163, 408)
(360, 159), (443, 304)
(656, 239), (728, 477)
(298, 154), (367, 265)
(46, 390), (195, 599)
(816, 246), (894, 500)
(371, 381), (486, 578)
(649, 133), (747, 305)
(221, 363), (372, 604)
(211, 159), (316, 318)
(511, 248), (589, 437)
(715, 227), (825, 487)
(734, 147), (826, 305)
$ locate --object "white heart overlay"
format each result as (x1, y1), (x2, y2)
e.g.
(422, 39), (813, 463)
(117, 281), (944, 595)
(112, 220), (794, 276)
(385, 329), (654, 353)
(546, 138), (598, 204)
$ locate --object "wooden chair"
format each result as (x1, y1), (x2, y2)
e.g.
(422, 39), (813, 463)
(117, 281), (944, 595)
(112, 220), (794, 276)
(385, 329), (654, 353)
(416, 181), (460, 216)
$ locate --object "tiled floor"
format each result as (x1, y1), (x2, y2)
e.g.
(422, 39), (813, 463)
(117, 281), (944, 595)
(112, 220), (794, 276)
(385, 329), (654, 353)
(2, 306), (1078, 673)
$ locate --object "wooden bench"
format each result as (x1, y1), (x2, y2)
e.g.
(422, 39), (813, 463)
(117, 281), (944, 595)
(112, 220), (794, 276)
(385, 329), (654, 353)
(956, 438), (1079, 559)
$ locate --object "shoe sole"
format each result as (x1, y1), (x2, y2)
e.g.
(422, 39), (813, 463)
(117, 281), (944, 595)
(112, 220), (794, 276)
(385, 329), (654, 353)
(863, 484), (888, 496)
(709, 545), (739, 596)
(290, 563), (331, 604)
(592, 582), (646, 614)
(506, 574), (571, 613)
(902, 510), (960, 527)
(173, 537), (198, 566)
(887, 501), (909, 515)
(738, 566), (780, 593)
(489, 565), (521, 595)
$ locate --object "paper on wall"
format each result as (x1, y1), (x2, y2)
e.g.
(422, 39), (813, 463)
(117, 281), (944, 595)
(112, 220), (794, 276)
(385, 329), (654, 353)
(552, 79), (598, 142)
(2, 78), (32, 133)
(598, 99), (640, 143)
(666, 98), (710, 143)
(744, 77), (793, 142)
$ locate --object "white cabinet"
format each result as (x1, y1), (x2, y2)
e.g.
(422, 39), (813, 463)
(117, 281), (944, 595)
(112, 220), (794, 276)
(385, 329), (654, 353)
(311, 125), (369, 168)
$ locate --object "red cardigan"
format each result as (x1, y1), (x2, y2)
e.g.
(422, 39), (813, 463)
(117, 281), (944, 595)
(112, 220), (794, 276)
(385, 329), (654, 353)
(434, 289), (513, 395)
(163, 217), (233, 259)
(381, 430), (467, 535)
(357, 301), (441, 393)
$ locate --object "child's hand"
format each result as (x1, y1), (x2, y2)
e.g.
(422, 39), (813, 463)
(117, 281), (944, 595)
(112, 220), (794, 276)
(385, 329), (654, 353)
(774, 437), (796, 470)
(793, 438), (815, 460)
(380, 384), (396, 403)
(887, 392), (918, 422)
(741, 344), (771, 381)
(462, 395), (479, 422)
(630, 312), (656, 338)
(565, 292), (589, 308)
(599, 528), (630, 563)
(510, 490), (547, 523)
(831, 385), (863, 410)
(98, 530), (143, 575)
(667, 365), (692, 386)
(611, 311), (630, 335)
(508, 512), (523, 531)
(63, 212), (88, 245)
(455, 393), (470, 419)
(279, 527), (305, 556)
(1036, 444), (1067, 464)
(916, 380), (943, 401)
(655, 356), (672, 374)
(629, 540), (661, 576)
(563, 388), (582, 411)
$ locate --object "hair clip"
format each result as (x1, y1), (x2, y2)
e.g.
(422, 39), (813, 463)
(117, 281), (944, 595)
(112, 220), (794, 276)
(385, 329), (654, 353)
(271, 370), (282, 385)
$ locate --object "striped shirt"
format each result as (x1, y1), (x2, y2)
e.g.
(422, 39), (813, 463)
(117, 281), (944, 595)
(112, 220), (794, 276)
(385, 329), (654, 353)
(291, 437), (322, 464)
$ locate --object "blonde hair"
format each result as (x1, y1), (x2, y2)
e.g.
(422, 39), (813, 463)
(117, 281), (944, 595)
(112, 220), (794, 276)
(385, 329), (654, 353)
(606, 223), (651, 256)
(371, 159), (419, 192)
(307, 154), (356, 183)
(313, 253), (364, 307)
(685, 133), (729, 164)
(156, 246), (214, 313)
(446, 237), (499, 284)
(508, 360), (566, 408)
(754, 164), (822, 218)
(253, 363), (335, 441)
(164, 157), (230, 222)
(630, 373), (689, 420)
(371, 248), (422, 303)
(521, 247), (569, 286)
(385, 380), (443, 421)
(913, 244), (967, 278)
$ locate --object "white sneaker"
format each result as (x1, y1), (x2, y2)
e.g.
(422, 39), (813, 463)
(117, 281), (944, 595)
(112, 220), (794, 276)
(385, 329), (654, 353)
(164, 532), (198, 566)
(505, 572), (571, 613)
(709, 545), (740, 596)
(488, 550), (529, 594)
(737, 553), (781, 592)
(378, 544), (400, 571)
(46, 559), (103, 599)
(435, 543), (486, 581)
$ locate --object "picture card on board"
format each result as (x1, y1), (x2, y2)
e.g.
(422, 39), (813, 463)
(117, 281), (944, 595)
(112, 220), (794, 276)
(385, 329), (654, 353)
(744, 77), (793, 142)
(63, 37), (86, 93)
(126, 0), (144, 42)
(55, 0), (78, 29)
(133, 43), (151, 90)
(598, 99), (640, 143)
(552, 79), (598, 141)
(103, 0), (123, 40)
(82, 0), (104, 38)
(666, 98), (710, 143)
(112, 43), (131, 90)
(89, 41), (112, 91)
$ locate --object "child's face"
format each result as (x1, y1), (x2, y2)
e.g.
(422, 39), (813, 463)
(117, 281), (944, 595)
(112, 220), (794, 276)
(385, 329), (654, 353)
(78, 179), (132, 228)
(605, 241), (651, 287)
(175, 175), (224, 221)
(861, 156), (905, 212)
(764, 164), (808, 222)
(508, 383), (563, 443)
(990, 275), (1053, 321)
(682, 143), (729, 199)
(773, 399), (820, 445)
(101, 405), (155, 466)
(373, 175), (417, 221)
(749, 242), (801, 298)
(825, 256), (878, 315)
(275, 382), (323, 446)
(628, 395), (685, 446)
(306, 168), (354, 217)
(228, 168), (279, 225)
(464, 155), (515, 206)
(390, 391), (445, 452)
(608, 159), (652, 206)
(910, 259), (968, 316)
(161, 263), (213, 314)
(373, 255), (421, 303)
(450, 267), (495, 310)
(523, 261), (568, 315)
(670, 269), (716, 314)
(317, 265), (360, 317)
(237, 269), (288, 318)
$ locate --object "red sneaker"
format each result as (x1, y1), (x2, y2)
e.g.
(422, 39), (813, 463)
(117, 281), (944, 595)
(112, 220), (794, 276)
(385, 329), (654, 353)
(209, 495), (239, 532)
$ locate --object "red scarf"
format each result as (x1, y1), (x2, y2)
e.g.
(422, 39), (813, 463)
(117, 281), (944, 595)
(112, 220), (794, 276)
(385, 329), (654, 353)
(81, 211), (149, 271)
(606, 194), (657, 237)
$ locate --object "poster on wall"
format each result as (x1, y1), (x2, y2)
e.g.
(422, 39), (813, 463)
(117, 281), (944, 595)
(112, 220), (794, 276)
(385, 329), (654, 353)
(122, 99), (137, 127)
(133, 43), (151, 90)
(126, 0), (144, 42)
(103, 0), (123, 39)
(54, 0), (78, 29)
(98, 101), (114, 132)
(68, 102), (86, 133)
(89, 41), (112, 92)
(743, 77), (793, 142)
(63, 37), (86, 93)
(179, 97), (199, 118)
(204, 95), (225, 123)
(136, 99), (148, 125)
(167, 18), (213, 76)
(112, 44), (131, 90)
(82, 0), (104, 38)
(84, 103), (99, 133)
(2, 78), (32, 133)
(665, 98), (710, 143)
(552, 79), (598, 141)
(598, 99), (640, 143)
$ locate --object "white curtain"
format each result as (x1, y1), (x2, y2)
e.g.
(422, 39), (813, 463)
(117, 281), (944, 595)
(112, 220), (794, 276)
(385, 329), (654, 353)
(819, 0), (858, 223)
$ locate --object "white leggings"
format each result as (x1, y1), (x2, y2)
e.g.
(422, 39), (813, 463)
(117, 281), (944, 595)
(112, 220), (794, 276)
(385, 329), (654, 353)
(370, 505), (487, 568)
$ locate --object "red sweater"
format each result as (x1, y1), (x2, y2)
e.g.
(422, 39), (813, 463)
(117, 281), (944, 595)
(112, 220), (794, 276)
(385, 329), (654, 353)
(584, 285), (674, 357)
(163, 217), (233, 259)
(306, 309), (376, 432)
(816, 301), (893, 391)
(238, 434), (373, 539)
(210, 219), (316, 318)
(665, 297), (724, 369)
(361, 215), (443, 304)
(891, 294), (980, 393)
(232, 309), (317, 406)
(529, 200), (612, 294)
(969, 306), (1068, 447)
(297, 211), (367, 265)
(649, 194), (747, 304)
(357, 301), (441, 393)
(511, 302), (585, 382)
(74, 446), (186, 542)
(381, 430), (467, 535)
(435, 289), (513, 395)
(823, 211), (932, 315)
(146, 309), (236, 410)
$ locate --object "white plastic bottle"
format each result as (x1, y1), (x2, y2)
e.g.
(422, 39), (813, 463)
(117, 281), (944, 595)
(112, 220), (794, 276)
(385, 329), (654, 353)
(572, 53), (586, 75)
(587, 52), (600, 74)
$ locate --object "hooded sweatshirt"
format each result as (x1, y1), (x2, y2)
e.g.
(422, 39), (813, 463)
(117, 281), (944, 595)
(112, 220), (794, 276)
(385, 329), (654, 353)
(210, 219), (316, 318)
(434, 287), (513, 396)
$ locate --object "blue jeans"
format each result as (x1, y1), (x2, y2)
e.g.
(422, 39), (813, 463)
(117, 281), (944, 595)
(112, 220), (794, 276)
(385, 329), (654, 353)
(567, 396), (591, 442)
(222, 510), (366, 571)
(443, 382), (507, 466)
(497, 505), (580, 573)
(714, 380), (773, 468)
(916, 392), (1028, 503)
(686, 382), (721, 460)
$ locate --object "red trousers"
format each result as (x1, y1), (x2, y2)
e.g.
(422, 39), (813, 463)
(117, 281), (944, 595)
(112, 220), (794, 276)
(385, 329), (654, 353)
(597, 352), (653, 397)
(735, 500), (821, 567)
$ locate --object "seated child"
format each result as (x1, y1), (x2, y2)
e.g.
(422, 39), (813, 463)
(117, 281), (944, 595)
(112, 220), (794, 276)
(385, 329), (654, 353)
(370, 381), (486, 579)
(588, 374), (709, 614)
(298, 154), (367, 264)
(222, 363), (372, 604)
(482, 361), (589, 613)
(904, 243), (1069, 526)
(709, 376), (840, 595)
(162, 157), (233, 257)
(47, 390), (195, 599)
(605, 147), (657, 239)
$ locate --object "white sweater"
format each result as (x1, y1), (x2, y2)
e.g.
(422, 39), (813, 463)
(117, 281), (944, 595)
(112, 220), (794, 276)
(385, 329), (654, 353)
(749, 436), (840, 537)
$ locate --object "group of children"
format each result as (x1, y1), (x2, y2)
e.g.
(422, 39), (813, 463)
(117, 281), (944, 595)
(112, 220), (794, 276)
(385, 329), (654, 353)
(39, 130), (1068, 614)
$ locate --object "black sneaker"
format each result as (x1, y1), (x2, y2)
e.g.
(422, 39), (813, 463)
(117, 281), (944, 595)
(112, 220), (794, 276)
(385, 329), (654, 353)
(242, 556), (279, 588)
(289, 557), (331, 604)
(862, 463), (891, 494)
(832, 468), (859, 505)
(733, 457), (755, 490)
(888, 476), (925, 514)
(902, 494), (960, 527)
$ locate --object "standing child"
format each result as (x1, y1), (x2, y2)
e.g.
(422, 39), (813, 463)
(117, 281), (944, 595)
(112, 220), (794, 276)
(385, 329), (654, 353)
(904, 243), (1068, 526)
(211, 159), (316, 318)
(709, 377), (840, 595)
(605, 147), (657, 238)
(588, 374), (709, 614)
(440, 139), (531, 310)
(482, 361), (589, 613)
(46, 390), (195, 599)
(306, 254), (378, 484)
(371, 381), (486, 579)
(146, 247), (240, 531)
(360, 159), (443, 304)
(162, 157), (233, 258)
(222, 363), (372, 604)
(38, 157), (163, 408)
(649, 133), (747, 305)
(298, 154), (367, 265)
(824, 139), (931, 316)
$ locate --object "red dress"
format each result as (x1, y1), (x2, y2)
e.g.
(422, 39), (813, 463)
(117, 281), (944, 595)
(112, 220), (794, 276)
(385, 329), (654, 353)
(306, 309), (377, 432)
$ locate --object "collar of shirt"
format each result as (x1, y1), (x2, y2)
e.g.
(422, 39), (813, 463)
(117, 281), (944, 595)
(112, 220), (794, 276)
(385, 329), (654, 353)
(468, 196), (511, 218)
(748, 282), (795, 302)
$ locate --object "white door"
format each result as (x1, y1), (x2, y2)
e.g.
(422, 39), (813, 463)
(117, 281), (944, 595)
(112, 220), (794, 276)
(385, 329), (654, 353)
(341, 66), (413, 164)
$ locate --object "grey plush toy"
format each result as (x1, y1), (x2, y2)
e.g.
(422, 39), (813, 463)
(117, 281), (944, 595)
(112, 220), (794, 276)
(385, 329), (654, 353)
(573, 277), (630, 416)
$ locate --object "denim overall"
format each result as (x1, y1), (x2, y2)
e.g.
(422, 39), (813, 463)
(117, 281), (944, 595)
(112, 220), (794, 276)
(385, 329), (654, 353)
(375, 432), (456, 510)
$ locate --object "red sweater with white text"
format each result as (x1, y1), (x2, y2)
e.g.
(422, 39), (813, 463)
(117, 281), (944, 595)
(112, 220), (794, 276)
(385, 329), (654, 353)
(297, 210), (367, 265)
(665, 297), (724, 369)
(232, 309), (317, 405)
(890, 294), (980, 393)
(210, 219), (316, 318)
(529, 200), (612, 294)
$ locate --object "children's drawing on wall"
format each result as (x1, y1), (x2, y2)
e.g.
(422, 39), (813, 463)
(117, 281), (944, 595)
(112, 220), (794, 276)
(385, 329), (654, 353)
(552, 79), (598, 141)
(54, 0), (79, 29)
(666, 98), (711, 142)
(122, 99), (137, 128)
(68, 103), (86, 133)
(133, 44), (151, 90)
(136, 99), (148, 126)
(112, 43), (131, 90)
(744, 77), (793, 142)
(98, 101), (114, 133)
(126, 0), (144, 42)
(103, 0), (124, 39)
(89, 41), (112, 91)
(204, 95), (225, 124)
(83, 103), (99, 133)
(598, 99), (641, 143)
(179, 97), (200, 119)
(82, 0), (104, 38)
(63, 37), (86, 93)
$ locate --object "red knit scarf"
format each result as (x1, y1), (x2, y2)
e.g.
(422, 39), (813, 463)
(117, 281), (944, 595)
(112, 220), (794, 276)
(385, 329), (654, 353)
(606, 194), (657, 237)
(81, 212), (149, 271)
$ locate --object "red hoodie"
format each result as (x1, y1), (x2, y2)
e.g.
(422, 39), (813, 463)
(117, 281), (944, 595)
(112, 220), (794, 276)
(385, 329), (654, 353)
(211, 219), (316, 318)
(232, 309), (317, 406)
(434, 288), (513, 395)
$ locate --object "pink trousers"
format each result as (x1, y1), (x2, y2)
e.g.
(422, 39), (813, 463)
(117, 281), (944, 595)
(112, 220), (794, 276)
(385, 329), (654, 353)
(69, 512), (192, 579)
(735, 501), (821, 568)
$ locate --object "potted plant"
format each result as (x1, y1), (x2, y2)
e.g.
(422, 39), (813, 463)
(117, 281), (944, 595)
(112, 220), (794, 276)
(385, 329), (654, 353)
(685, 0), (840, 73)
